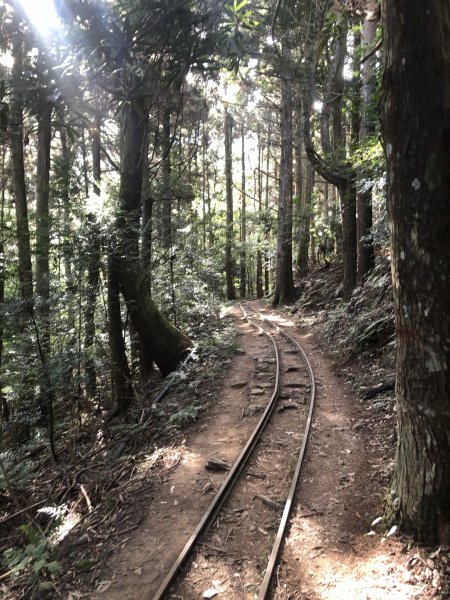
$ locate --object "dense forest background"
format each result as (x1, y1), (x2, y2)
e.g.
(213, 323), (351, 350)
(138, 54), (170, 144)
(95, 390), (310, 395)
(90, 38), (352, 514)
(0, 0), (449, 596)
(0, 0), (384, 434)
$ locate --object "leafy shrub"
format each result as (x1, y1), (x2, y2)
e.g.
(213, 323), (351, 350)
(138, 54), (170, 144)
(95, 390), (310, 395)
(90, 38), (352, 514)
(2, 524), (61, 590)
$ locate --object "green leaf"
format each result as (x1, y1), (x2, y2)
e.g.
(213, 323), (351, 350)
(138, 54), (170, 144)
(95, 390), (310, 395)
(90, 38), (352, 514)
(234, 0), (249, 11)
(38, 581), (55, 591)
(74, 558), (96, 572)
(46, 561), (62, 574)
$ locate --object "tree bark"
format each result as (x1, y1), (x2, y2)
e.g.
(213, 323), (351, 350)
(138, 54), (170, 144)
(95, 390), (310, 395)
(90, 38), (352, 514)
(382, 0), (450, 543)
(256, 125), (264, 299)
(302, 14), (357, 301)
(140, 127), (154, 381)
(357, 17), (377, 283)
(239, 122), (246, 298)
(108, 254), (134, 415)
(9, 25), (33, 305)
(92, 111), (101, 196)
(224, 108), (235, 300)
(340, 180), (357, 298)
(296, 161), (315, 277)
(0, 149), (8, 422)
(161, 105), (172, 249)
(35, 81), (55, 439)
(273, 46), (294, 306)
(35, 89), (53, 357)
(114, 94), (191, 378)
(84, 216), (101, 400)
(264, 121), (272, 294)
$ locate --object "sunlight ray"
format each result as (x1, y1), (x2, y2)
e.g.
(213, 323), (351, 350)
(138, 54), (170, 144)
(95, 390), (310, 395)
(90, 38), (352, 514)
(15, 0), (60, 39)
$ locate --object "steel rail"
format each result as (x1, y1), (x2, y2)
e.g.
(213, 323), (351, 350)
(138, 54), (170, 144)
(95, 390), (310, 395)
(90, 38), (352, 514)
(250, 303), (316, 599)
(151, 302), (316, 600)
(151, 306), (280, 600)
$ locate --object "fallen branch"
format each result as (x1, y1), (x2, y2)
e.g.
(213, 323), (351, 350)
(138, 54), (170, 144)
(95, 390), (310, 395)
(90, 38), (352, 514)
(361, 380), (395, 401)
(0, 499), (46, 525)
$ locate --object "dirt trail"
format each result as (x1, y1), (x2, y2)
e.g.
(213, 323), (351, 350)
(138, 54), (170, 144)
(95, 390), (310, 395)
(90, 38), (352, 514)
(88, 305), (440, 599)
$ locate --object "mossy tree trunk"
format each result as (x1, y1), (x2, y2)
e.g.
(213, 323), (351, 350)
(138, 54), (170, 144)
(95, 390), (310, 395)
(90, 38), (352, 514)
(112, 91), (191, 387)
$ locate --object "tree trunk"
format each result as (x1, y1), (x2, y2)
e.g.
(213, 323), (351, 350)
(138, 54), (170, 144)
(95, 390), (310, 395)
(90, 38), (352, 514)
(35, 84), (55, 439)
(296, 162), (315, 277)
(301, 9), (357, 300)
(84, 216), (100, 400)
(35, 90), (53, 358)
(239, 123), (246, 298)
(92, 111), (101, 196)
(273, 47), (294, 306)
(357, 17), (377, 283)
(9, 25), (33, 305)
(201, 122), (208, 250)
(382, 0), (450, 543)
(339, 179), (357, 300)
(224, 108), (235, 300)
(264, 121), (272, 295)
(140, 127), (154, 381)
(108, 254), (134, 415)
(161, 105), (172, 249)
(114, 94), (191, 377)
(81, 125), (89, 197)
(0, 149), (8, 422)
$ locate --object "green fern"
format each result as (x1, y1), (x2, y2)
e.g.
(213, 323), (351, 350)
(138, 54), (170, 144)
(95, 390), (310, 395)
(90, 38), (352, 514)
(2, 524), (61, 587)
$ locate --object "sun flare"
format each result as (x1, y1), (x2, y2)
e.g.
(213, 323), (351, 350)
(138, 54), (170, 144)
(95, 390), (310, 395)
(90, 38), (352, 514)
(16, 0), (60, 38)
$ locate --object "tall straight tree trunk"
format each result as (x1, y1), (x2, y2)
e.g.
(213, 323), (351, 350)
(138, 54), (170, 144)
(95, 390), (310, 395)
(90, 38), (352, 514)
(256, 129), (264, 298)
(140, 128), (154, 381)
(0, 150), (7, 422)
(35, 90), (53, 358)
(59, 123), (79, 396)
(81, 125), (89, 197)
(201, 122), (208, 250)
(264, 121), (272, 295)
(84, 216), (100, 400)
(357, 17), (377, 283)
(224, 108), (235, 300)
(35, 83), (58, 460)
(382, 0), (450, 543)
(161, 105), (172, 249)
(296, 162), (315, 277)
(108, 253), (134, 415)
(10, 25), (32, 305)
(273, 47), (294, 306)
(92, 111), (101, 196)
(323, 182), (329, 222)
(339, 180), (357, 298)
(239, 123), (246, 298)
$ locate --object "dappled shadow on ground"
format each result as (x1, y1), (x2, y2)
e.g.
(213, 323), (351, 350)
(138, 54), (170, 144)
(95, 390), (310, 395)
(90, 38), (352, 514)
(67, 302), (445, 600)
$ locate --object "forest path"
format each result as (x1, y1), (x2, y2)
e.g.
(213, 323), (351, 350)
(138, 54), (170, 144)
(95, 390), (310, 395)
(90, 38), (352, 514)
(88, 304), (436, 599)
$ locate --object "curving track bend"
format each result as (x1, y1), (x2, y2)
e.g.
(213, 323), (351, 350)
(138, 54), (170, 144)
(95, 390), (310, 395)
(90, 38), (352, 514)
(152, 301), (316, 600)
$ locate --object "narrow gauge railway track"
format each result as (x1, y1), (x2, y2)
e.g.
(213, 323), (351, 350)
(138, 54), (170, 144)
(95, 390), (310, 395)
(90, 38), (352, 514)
(152, 302), (316, 600)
